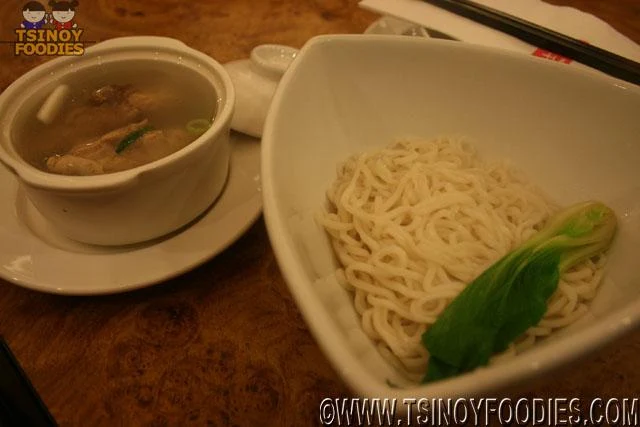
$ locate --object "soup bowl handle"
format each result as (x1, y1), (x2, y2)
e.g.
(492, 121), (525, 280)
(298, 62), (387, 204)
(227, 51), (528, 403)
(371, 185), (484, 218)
(14, 166), (140, 193)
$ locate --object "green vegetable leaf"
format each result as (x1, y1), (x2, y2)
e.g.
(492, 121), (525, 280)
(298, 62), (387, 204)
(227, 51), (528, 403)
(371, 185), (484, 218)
(115, 125), (153, 154)
(422, 201), (617, 383)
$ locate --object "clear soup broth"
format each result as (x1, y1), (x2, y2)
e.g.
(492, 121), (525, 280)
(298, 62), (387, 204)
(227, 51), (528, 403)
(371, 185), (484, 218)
(13, 60), (218, 176)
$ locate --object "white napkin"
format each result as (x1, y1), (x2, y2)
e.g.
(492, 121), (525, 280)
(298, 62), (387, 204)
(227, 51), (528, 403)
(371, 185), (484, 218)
(359, 0), (640, 71)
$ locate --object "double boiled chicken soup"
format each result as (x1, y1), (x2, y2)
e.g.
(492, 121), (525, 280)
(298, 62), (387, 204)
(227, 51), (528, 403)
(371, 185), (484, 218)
(13, 60), (218, 176)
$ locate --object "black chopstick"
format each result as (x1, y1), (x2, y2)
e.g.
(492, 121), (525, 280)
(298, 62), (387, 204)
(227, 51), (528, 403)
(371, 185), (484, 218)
(0, 338), (57, 427)
(422, 0), (640, 86)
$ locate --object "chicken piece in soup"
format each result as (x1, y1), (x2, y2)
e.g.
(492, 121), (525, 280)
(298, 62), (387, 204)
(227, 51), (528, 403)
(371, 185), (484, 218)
(16, 69), (216, 176)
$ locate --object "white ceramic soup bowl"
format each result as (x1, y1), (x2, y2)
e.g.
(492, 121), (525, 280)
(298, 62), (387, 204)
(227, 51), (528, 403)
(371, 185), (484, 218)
(0, 36), (234, 246)
(262, 35), (640, 401)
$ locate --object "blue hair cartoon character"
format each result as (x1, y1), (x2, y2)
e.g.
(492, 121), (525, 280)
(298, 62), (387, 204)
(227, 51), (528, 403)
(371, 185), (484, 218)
(21, 1), (47, 29)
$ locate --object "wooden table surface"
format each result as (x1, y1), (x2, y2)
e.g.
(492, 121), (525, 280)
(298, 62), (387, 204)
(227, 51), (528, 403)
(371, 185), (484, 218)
(0, 1), (638, 425)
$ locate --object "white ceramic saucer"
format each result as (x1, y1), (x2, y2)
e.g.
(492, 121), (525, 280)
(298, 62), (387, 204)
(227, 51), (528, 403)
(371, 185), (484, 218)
(0, 132), (262, 295)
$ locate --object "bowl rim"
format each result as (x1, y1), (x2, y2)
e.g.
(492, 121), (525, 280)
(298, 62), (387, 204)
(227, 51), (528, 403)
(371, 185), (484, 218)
(0, 36), (235, 192)
(261, 34), (640, 400)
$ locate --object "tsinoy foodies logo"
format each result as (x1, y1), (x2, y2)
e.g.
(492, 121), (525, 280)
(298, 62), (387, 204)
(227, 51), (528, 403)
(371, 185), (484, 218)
(14, 0), (84, 56)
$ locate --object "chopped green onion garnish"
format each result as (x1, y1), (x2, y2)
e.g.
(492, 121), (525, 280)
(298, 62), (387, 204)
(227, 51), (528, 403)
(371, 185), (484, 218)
(186, 119), (212, 135)
(115, 125), (153, 154)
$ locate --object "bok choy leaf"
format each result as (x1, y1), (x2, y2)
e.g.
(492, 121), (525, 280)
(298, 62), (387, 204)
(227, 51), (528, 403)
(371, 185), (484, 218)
(422, 201), (617, 383)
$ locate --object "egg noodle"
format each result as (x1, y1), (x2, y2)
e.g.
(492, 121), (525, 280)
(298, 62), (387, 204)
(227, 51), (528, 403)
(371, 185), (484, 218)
(318, 138), (607, 381)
